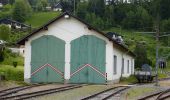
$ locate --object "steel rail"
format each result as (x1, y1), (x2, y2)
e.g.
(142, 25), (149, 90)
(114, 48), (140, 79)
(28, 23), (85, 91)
(138, 91), (162, 100)
(102, 86), (130, 100)
(0, 84), (45, 97)
(158, 94), (170, 100)
(81, 86), (129, 100)
(0, 84), (83, 100)
(156, 88), (170, 100)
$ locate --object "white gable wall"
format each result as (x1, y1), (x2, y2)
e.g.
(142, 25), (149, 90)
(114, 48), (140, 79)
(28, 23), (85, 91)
(24, 16), (134, 83)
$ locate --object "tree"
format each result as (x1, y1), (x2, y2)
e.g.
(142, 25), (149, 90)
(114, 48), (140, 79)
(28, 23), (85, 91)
(85, 13), (105, 29)
(122, 11), (136, 29)
(134, 43), (152, 68)
(9, 0), (15, 5)
(0, 24), (10, 41)
(76, 2), (88, 19)
(36, 0), (44, 11)
(161, 18), (170, 31)
(104, 6), (115, 27)
(2, 4), (12, 12)
(88, 0), (105, 17)
(12, 0), (32, 22)
(122, 6), (152, 30)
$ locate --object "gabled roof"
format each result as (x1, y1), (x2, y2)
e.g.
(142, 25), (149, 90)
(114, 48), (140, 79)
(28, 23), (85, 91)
(17, 12), (135, 57)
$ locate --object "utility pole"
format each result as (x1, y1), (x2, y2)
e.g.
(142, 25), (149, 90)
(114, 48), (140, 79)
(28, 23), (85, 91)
(73, 0), (76, 15)
(155, 17), (160, 86)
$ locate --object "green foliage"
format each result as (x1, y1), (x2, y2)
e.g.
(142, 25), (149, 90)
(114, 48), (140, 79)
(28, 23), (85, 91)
(0, 48), (24, 66)
(12, 0), (32, 22)
(0, 11), (12, 19)
(2, 4), (12, 12)
(87, 0), (105, 17)
(0, 65), (23, 81)
(9, 0), (15, 5)
(76, 2), (88, 19)
(120, 75), (138, 84)
(122, 6), (152, 30)
(85, 12), (108, 30)
(161, 18), (170, 31)
(25, 12), (61, 28)
(134, 43), (152, 68)
(0, 24), (10, 41)
(35, 0), (48, 11)
(13, 61), (18, 68)
(9, 31), (27, 44)
(159, 0), (170, 19)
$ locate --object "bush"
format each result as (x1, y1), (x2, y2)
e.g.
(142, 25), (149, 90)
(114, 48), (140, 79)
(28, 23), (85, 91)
(0, 65), (23, 81)
(0, 24), (10, 41)
(120, 75), (138, 84)
(13, 61), (18, 68)
(0, 48), (24, 66)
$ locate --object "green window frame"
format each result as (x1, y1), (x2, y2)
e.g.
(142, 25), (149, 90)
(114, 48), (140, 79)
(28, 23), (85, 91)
(127, 60), (129, 73)
(122, 58), (124, 74)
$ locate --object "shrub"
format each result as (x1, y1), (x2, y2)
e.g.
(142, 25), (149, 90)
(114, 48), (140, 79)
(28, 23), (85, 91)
(0, 65), (23, 81)
(13, 61), (18, 68)
(120, 75), (138, 84)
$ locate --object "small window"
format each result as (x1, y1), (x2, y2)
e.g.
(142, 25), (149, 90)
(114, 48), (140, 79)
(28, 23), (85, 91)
(113, 55), (117, 74)
(122, 58), (124, 74)
(131, 59), (133, 74)
(127, 60), (129, 73)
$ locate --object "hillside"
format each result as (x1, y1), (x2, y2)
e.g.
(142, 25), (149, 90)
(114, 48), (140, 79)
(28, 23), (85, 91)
(25, 12), (61, 28)
(104, 27), (170, 70)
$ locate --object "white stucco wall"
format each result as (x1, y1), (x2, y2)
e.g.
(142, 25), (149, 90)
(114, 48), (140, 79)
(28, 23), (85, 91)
(24, 15), (134, 83)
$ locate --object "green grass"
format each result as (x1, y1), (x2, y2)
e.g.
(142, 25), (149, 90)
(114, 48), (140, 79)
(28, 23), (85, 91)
(124, 87), (156, 100)
(0, 65), (24, 81)
(120, 75), (138, 84)
(25, 12), (61, 28)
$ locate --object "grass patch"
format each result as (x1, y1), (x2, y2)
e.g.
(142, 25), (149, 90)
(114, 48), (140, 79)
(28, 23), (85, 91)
(124, 87), (156, 100)
(0, 65), (23, 81)
(25, 12), (61, 28)
(120, 75), (138, 84)
(158, 71), (168, 79)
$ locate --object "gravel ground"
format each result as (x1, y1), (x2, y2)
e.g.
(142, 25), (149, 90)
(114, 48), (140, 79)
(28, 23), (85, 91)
(0, 81), (23, 91)
(16, 84), (70, 95)
(121, 84), (166, 100)
(159, 80), (170, 87)
(32, 85), (117, 100)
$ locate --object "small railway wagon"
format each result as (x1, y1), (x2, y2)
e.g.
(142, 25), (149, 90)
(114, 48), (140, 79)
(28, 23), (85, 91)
(17, 12), (135, 84)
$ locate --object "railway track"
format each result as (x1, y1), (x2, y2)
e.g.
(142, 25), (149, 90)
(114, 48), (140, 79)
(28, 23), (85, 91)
(81, 86), (130, 100)
(0, 84), (84, 100)
(138, 88), (170, 100)
(156, 88), (170, 100)
(0, 84), (45, 97)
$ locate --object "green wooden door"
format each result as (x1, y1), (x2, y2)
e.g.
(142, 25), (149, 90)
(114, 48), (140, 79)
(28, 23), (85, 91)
(31, 35), (65, 83)
(70, 35), (106, 84)
(31, 36), (48, 83)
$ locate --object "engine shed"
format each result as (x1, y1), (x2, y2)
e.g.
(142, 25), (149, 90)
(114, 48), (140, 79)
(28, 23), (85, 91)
(17, 12), (135, 84)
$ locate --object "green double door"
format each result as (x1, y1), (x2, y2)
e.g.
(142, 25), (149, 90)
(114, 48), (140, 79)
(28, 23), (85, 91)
(70, 35), (106, 84)
(31, 35), (65, 83)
